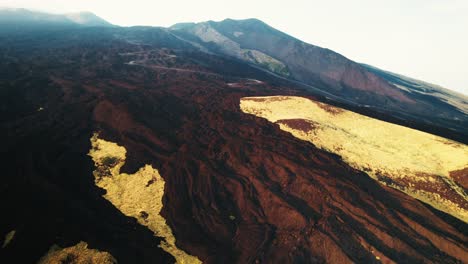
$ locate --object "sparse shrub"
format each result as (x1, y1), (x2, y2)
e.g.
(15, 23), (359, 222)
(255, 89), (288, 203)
(140, 211), (149, 220)
(61, 253), (77, 264)
(101, 156), (119, 167)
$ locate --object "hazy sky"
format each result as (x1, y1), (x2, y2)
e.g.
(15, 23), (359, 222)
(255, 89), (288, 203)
(2, 0), (468, 95)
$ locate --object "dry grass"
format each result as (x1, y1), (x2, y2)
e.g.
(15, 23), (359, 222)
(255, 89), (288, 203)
(2, 230), (15, 248)
(240, 96), (468, 222)
(89, 134), (201, 264)
(37, 242), (116, 264)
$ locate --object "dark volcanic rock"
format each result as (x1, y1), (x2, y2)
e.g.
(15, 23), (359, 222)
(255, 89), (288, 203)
(0, 25), (467, 263)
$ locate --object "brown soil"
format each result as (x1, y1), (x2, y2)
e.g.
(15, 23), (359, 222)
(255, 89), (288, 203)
(1, 36), (467, 263)
(316, 102), (345, 115)
(276, 119), (317, 133)
(451, 168), (468, 191)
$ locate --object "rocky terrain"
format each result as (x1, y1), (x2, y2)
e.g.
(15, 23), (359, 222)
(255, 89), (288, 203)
(171, 19), (468, 142)
(0, 10), (467, 263)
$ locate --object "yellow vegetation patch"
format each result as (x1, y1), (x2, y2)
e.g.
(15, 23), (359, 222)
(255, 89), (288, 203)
(37, 241), (116, 264)
(2, 230), (15, 248)
(240, 96), (468, 222)
(89, 134), (201, 264)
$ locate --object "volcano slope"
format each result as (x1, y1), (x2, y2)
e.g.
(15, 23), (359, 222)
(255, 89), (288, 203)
(0, 26), (467, 263)
(241, 96), (468, 222)
(171, 18), (468, 142)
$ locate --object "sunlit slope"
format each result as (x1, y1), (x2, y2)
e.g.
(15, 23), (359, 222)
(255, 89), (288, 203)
(38, 242), (116, 264)
(240, 96), (468, 222)
(88, 134), (201, 264)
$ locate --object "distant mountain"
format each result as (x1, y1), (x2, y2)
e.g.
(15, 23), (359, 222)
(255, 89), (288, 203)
(362, 63), (468, 115)
(170, 19), (468, 139)
(0, 8), (113, 27)
(64, 11), (113, 27)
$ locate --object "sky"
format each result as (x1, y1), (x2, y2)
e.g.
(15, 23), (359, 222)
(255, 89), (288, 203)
(2, 0), (468, 95)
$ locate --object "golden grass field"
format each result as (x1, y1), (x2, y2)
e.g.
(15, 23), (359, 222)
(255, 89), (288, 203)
(89, 134), (201, 264)
(38, 242), (116, 264)
(240, 96), (468, 222)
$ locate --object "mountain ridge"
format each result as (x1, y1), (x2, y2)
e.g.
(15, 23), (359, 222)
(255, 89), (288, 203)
(168, 18), (467, 141)
(0, 11), (465, 142)
(0, 8), (113, 27)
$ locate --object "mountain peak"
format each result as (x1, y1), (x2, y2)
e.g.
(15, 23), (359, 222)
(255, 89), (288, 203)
(169, 22), (197, 30)
(64, 11), (113, 27)
(0, 8), (113, 27)
(212, 17), (270, 28)
(220, 17), (264, 23)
